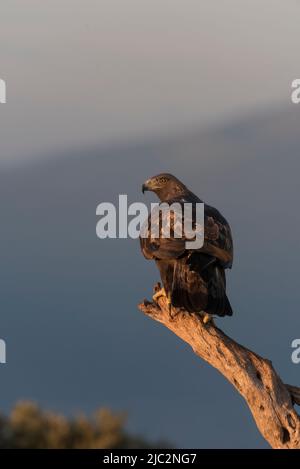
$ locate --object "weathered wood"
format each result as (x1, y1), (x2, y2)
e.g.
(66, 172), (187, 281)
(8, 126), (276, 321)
(138, 286), (300, 449)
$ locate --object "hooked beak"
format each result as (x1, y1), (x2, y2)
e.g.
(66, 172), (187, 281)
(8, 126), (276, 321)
(142, 180), (151, 194)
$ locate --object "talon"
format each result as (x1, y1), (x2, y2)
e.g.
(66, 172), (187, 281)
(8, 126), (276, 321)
(166, 293), (175, 318)
(153, 288), (175, 316)
(152, 287), (167, 303)
(202, 312), (214, 325)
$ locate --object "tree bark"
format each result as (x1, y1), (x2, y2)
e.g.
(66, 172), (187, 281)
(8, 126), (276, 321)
(138, 284), (300, 449)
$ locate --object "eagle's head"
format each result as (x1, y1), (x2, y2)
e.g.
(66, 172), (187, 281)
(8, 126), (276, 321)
(142, 173), (188, 201)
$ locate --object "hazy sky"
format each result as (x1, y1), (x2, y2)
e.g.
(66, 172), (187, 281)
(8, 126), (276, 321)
(1, 0), (300, 165)
(1, 1), (300, 448)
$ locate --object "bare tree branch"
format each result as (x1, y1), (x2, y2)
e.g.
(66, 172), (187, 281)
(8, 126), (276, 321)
(138, 284), (300, 449)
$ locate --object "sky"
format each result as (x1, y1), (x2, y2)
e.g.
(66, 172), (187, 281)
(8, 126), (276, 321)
(1, 1), (300, 449)
(1, 0), (300, 165)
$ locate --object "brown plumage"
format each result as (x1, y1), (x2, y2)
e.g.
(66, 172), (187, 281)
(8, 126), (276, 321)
(140, 173), (233, 317)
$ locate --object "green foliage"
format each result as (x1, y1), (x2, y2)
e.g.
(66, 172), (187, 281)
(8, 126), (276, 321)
(0, 401), (167, 449)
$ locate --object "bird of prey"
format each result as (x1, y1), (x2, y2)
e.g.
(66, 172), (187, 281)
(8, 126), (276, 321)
(140, 173), (233, 320)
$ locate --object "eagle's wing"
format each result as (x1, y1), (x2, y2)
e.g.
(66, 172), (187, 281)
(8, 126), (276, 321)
(139, 206), (186, 260)
(170, 256), (208, 312)
(202, 204), (233, 268)
(140, 201), (233, 267)
(170, 254), (232, 315)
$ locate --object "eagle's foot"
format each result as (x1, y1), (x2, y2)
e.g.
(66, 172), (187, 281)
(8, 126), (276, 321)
(153, 287), (167, 303)
(153, 287), (176, 317)
(202, 312), (215, 326)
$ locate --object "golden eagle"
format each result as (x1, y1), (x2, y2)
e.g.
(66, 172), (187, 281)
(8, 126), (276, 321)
(140, 173), (233, 319)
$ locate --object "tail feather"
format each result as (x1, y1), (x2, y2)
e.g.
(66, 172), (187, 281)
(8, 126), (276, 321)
(205, 265), (233, 317)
